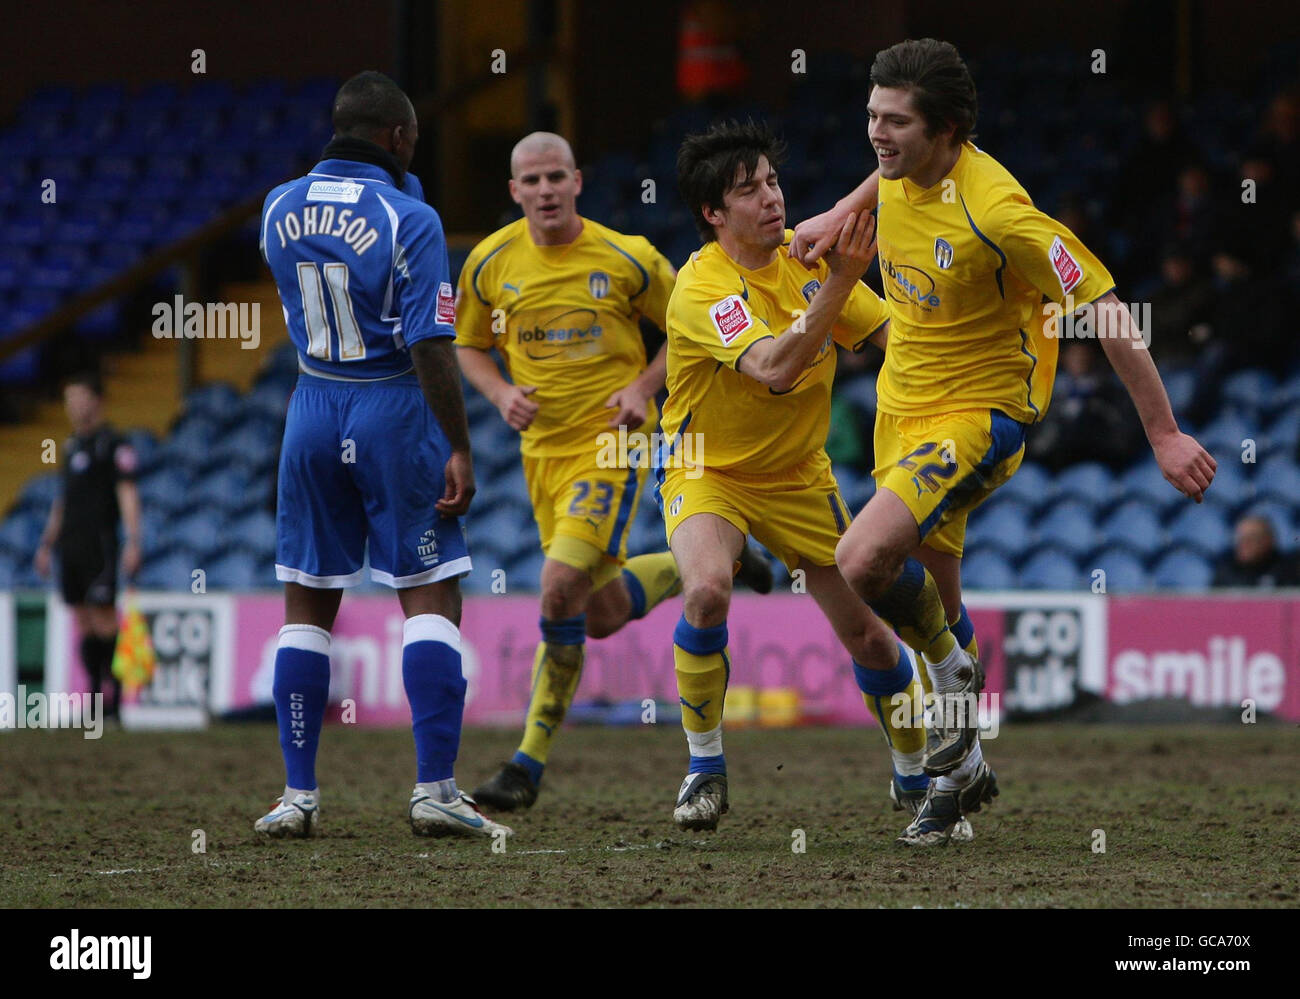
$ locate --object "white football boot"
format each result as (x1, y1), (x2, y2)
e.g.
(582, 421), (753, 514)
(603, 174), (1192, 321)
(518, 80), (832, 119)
(254, 789), (319, 839)
(409, 788), (514, 839)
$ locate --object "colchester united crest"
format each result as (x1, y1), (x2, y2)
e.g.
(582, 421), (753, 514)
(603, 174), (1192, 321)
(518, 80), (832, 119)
(934, 238), (954, 269)
(588, 271), (610, 299)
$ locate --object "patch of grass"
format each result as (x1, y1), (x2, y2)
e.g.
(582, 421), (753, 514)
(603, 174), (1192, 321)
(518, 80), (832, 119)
(3, 724), (1296, 907)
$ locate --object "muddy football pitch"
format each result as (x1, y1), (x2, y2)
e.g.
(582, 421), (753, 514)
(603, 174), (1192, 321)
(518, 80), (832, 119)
(4, 723), (1297, 908)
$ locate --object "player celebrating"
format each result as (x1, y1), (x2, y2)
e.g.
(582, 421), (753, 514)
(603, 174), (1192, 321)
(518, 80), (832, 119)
(661, 120), (975, 834)
(255, 71), (509, 841)
(456, 132), (773, 812)
(793, 39), (1216, 845)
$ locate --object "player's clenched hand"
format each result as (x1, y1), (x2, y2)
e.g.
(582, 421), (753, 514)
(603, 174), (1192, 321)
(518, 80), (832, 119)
(792, 203), (855, 266)
(496, 384), (539, 431)
(604, 384), (649, 429)
(823, 210), (877, 280)
(1153, 431), (1216, 503)
(438, 450), (477, 516)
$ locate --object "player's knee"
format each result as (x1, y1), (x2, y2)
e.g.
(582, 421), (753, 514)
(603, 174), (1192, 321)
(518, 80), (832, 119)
(540, 567), (588, 619)
(835, 538), (895, 601)
(682, 574), (731, 627)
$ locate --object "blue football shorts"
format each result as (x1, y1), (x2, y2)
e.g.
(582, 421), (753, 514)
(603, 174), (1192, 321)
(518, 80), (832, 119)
(275, 372), (471, 588)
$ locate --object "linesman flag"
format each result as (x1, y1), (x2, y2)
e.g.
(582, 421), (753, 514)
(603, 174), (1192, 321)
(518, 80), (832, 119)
(111, 597), (156, 694)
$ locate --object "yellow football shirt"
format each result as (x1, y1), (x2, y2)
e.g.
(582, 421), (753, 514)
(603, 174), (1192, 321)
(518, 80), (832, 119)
(456, 216), (675, 457)
(875, 142), (1116, 423)
(662, 232), (888, 476)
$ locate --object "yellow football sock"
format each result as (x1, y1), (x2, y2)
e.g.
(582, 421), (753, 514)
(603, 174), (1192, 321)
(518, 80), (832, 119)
(621, 552), (682, 620)
(868, 557), (955, 663)
(516, 617), (586, 766)
(673, 616), (730, 734)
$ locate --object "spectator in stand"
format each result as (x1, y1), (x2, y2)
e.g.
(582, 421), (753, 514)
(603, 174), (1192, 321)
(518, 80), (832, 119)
(1146, 243), (1214, 371)
(1025, 341), (1143, 472)
(1213, 515), (1299, 588)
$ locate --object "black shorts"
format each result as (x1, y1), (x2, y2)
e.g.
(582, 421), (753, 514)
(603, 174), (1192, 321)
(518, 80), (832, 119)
(58, 535), (118, 607)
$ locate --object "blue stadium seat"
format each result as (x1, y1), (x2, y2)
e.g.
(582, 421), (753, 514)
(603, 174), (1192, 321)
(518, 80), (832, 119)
(1199, 412), (1256, 456)
(961, 548), (1016, 590)
(1150, 548), (1213, 590)
(1034, 499), (1101, 558)
(965, 499), (1035, 557)
(204, 552), (268, 590)
(136, 551), (197, 590)
(504, 549), (546, 592)
(1253, 457), (1300, 507)
(136, 467), (192, 515)
(1017, 548), (1083, 590)
(1265, 404), (1300, 452)
(226, 510), (278, 558)
(1165, 505), (1232, 558)
(190, 469), (251, 510)
(1098, 501), (1166, 559)
(1221, 368), (1277, 418)
(17, 473), (61, 513)
(1052, 461), (1114, 507)
(1092, 547), (1151, 592)
(1117, 459), (1182, 513)
(167, 512), (227, 561)
(994, 460), (1054, 512)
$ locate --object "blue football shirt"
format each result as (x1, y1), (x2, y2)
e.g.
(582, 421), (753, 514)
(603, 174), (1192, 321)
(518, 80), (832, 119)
(261, 159), (455, 380)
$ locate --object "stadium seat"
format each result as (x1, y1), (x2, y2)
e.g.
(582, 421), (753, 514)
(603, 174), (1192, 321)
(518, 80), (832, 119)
(1117, 459), (1183, 513)
(136, 551), (197, 590)
(1098, 501), (1166, 559)
(1253, 457), (1300, 507)
(994, 460), (1054, 512)
(965, 499), (1035, 558)
(1150, 547), (1214, 590)
(1092, 547), (1151, 592)
(225, 510), (278, 558)
(1165, 504), (1232, 558)
(204, 552), (269, 589)
(1017, 548), (1083, 590)
(1034, 499), (1101, 559)
(1221, 368), (1277, 418)
(1052, 462), (1115, 507)
(1198, 412), (1256, 457)
(961, 548), (1016, 590)
(504, 549), (546, 592)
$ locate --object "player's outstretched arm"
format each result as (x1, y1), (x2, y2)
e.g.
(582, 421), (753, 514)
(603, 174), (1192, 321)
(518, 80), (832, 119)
(455, 345), (538, 432)
(740, 212), (877, 391)
(605, 342), (667, 428)
(791, 169), (880, 265)
(414, 338), (477, 516)
(1094, 293), (1217, 502)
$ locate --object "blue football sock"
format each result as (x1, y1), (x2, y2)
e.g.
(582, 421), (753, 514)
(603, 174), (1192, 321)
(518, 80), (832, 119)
(272, 624), (332, 791)
(402, 614), (467, 784)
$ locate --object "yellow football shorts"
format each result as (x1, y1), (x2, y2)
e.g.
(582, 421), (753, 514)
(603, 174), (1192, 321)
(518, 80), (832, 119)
(873, 408), (1028, 557)
(659, 451), (852, 571)
(523, 450), (645, 588)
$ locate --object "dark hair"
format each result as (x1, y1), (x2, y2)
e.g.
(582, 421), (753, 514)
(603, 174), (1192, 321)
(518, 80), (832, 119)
(332, 71), (415, 137)
(677, 119), (787, 242)
(870, 39), (977, 144)
(64, 371), (103, 397)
